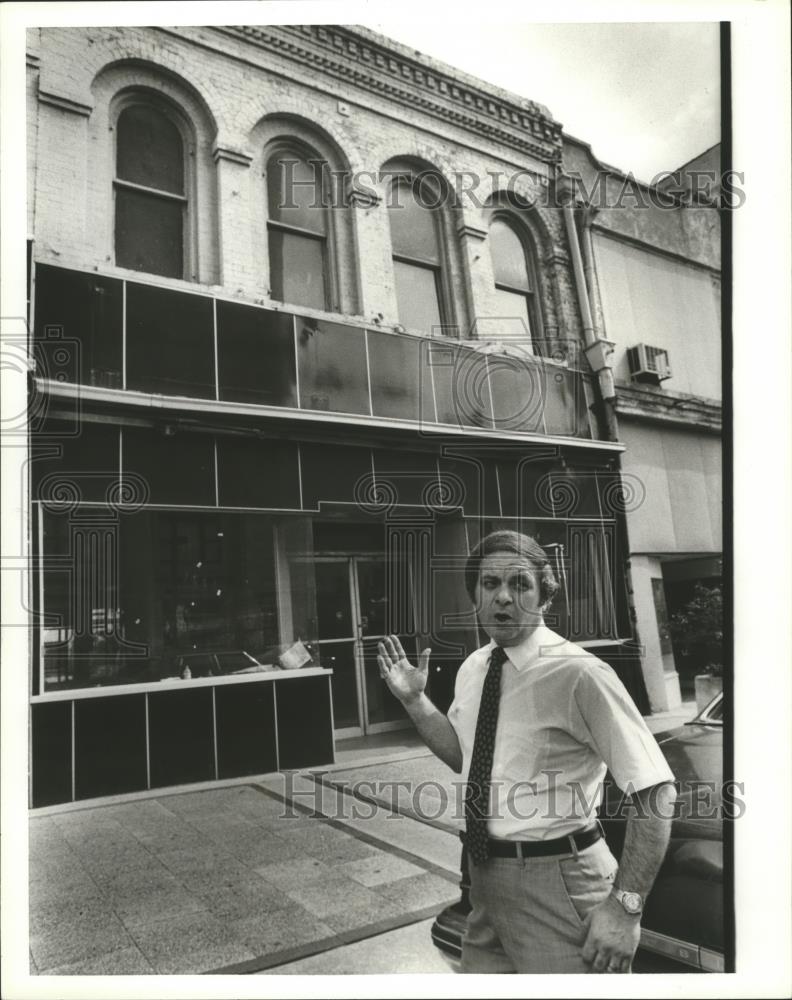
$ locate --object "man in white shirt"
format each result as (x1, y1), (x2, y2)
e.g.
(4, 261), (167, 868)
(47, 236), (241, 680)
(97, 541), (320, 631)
(378, 530), (676, 973)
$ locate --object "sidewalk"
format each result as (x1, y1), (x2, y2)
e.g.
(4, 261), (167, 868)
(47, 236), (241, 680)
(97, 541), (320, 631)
(28, 756), (461, 975)
(28, 700), (698, 976)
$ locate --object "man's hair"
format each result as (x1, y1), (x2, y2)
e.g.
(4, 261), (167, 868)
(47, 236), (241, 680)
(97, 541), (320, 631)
(465, 530), (560, 610)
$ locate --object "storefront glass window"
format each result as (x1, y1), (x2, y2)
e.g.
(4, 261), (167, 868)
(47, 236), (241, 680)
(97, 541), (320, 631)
(40, 509), (282, 691)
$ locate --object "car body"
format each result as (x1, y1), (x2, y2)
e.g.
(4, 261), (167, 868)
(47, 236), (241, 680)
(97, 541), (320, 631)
(430, 692), (726, 972)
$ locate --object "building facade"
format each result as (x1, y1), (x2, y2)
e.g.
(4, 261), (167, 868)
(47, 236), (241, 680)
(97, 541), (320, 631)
(562, 137), (722, 710)
(25, 24), (719, 806)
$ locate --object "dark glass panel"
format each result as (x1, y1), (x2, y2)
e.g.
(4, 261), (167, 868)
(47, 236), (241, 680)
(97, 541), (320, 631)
(317, 641), (358, 729)
(486, 351), (545, 433)
(371, 448), (440, 508)
(545, 466), (603, 519)
(122, 427), (215, 507)
(215, 682), (277, 779)
(275, 674), (334, 767)
(266, 156), (326, 233)
(117, 105), (184, 194)
(115, 187), (183, 279)
(430, 343), (494, 429)
(356, 558), (393, 638)
(544, 366), (592, 438)
(314, 562), (354, 639)
(362, 635), (412, 725)
(313, 521), (384, 554)
(367, 329), (435, 423)
(496, 453), (557, 519)
(125, 282), (214, 398)
(393, 260), (443, 336)
(148, 687), (215, 788)
(490, 219), (532, 290)
(388, 180), (440, 262)
(217, 437), (300, 510)
(299, 443), (373, 511)
(74, 695), (147, 799)
(33, 265), (123, 388)
(216, 301), (296, 406)
(437, 453), (500, 518)
(296, 320), (369, 415)
(31, 701), (72, 807)
(269, 230), (327, 311)
(32, 421), (120, 503)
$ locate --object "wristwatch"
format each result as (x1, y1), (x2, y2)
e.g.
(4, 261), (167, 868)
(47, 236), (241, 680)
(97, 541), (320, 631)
(612, 888), (644, 915)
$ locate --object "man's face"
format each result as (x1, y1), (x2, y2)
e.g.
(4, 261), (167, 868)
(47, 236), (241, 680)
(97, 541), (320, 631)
(474, 552), (544, 647)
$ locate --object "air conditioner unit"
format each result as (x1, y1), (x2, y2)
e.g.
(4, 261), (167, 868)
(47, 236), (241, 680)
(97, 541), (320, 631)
(627, 344), (672, 384)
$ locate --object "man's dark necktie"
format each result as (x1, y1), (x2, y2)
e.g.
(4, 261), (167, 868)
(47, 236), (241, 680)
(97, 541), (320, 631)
(465, 645), (508, 865)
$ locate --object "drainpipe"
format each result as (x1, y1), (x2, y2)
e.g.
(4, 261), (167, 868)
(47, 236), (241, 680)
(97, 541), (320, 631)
(556, 174), (618, 442)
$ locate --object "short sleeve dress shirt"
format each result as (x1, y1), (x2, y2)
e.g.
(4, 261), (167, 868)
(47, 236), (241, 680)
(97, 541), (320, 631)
(447, 624), (675, 840)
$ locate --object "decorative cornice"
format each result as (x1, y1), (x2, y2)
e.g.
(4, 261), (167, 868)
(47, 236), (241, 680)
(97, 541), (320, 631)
(38, 89), (93, 117)
(216, 25), (563, 164)
(457, 223), (488, 241)
(614, 381), (722, 433)
(213, 146), (253, 166)
(26, 52), (41, 69)
(544, 249), (571, 268)
(346, 181), (381, 208)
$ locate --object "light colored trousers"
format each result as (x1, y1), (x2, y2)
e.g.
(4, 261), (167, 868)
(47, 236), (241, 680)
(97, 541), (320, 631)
(461, 838), (619, 974)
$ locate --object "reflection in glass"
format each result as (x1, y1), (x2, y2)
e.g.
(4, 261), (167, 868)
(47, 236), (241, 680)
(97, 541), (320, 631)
(297, 320), (370, 415)
(544, 366), (591, 438)
(431, 344), (494, 429)
(486, 351), (545, 433)
(367, 329), (435, 423)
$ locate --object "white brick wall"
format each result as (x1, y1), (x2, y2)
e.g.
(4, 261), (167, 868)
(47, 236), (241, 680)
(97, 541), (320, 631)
(30, 25), (584, 344)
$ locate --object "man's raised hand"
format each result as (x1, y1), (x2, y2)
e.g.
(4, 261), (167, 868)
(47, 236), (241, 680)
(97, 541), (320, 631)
(377, 635), (431, 705)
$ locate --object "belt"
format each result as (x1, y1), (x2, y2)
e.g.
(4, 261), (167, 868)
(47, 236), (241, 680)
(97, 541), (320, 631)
(462, 824), (602, 859)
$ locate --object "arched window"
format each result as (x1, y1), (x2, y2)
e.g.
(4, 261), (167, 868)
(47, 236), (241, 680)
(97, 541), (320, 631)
(489, 216), (542, 350)
(387, 174), (446, 335)
(266, 151), (329, 311)
(114, 103), (188, 279)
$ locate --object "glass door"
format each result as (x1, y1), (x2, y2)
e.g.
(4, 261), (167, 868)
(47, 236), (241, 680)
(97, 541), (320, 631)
(306, 555), (415, 737)
(353, 557), (413, 735)
(312, 558), (363, 737)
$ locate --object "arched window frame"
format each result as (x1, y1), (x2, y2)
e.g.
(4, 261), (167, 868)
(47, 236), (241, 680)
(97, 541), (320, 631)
(111, 90), (197, 281)
(264, 139), (337, 313)
(384, 162), (455, 337)
(487, 208), (546, 354)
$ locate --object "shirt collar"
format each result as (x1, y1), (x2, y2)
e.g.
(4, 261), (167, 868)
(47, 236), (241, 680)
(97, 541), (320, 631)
(487, 623), (552, 672)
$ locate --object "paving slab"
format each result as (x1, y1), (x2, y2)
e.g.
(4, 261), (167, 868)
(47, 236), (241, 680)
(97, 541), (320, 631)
(259, 918), (457, 975)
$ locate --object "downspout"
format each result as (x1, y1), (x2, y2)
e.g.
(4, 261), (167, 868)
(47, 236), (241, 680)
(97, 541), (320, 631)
(557, 175), (618, 442)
